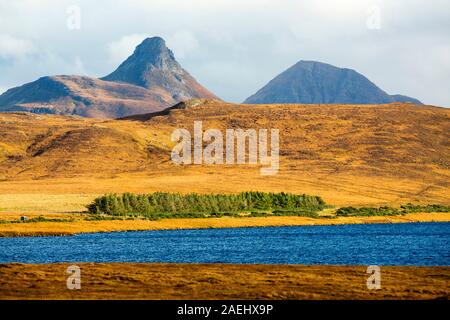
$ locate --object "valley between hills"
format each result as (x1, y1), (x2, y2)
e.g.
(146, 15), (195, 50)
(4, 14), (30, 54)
(0, 99), (449, 236)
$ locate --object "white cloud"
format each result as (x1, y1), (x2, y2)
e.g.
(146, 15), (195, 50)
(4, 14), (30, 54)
(0, 34), (35, 59)
(166, 31), (199, 59)
(107, 34), (149, 67)
(72, 56), (87, 75)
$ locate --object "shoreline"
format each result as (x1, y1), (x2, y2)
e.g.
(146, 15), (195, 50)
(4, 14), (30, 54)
(0, 212), (449, 238)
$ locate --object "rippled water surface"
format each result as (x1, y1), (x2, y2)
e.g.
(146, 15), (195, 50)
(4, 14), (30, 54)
(0, 222), (449, 265)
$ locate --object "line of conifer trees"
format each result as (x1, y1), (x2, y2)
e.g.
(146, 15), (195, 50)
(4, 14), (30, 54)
(87, 191), (327, 216)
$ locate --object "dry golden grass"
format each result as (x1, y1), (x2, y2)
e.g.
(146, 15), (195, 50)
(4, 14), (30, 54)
(0, 102), (448, 207)
(0, 212), (449, 237)
(0, 101), (448, 235)
(0, 194), (96, 214)
(0, 263), (448, 300)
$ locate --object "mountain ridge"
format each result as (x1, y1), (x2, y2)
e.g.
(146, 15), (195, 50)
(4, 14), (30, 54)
(0, 75), (173, 118)
(244, 60), (421, 105)
(0, 37), (218, 118)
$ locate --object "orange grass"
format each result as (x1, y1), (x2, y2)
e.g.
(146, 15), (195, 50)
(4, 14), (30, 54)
(0, 263), (448, 300)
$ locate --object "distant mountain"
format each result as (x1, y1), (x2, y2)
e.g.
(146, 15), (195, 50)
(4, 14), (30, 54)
(0, 75), (175, 118)
(0, 37), (218, 118)
(244, 60), (422, 105)
(102, 37), (218, 102)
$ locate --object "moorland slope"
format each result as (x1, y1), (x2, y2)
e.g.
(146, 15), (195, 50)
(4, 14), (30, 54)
(0, 100), (448, 210)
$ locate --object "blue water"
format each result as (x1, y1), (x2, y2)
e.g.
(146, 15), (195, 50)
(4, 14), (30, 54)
(0, 222), (449, 265)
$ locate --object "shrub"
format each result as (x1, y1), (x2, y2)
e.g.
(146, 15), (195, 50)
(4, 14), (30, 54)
(335, 206), (403, 217)
(336, 203), (450, 217)
(400, 203), (450, 213)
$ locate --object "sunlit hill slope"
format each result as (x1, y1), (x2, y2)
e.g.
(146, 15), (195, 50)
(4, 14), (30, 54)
(0, 100), (449, 207)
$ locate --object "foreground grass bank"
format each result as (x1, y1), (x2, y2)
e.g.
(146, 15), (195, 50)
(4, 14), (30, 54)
(0, 263), (448, 300)
(0, 212), (449, 237)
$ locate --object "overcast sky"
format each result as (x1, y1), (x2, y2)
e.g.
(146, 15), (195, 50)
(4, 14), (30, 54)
(0, 0), (449, 106)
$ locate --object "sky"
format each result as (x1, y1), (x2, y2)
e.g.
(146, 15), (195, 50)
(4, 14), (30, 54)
(0, 0), (449, 106)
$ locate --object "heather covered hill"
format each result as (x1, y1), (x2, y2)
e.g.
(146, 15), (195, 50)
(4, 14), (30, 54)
(0, 100), (448, 205)
(244, 60), (421, 105)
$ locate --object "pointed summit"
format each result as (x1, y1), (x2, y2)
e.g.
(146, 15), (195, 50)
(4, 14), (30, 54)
(132, 37), (174, 66)
(102, 36), (218, 101)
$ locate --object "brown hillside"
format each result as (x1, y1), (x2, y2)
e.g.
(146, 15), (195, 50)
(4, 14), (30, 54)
(0, 101), (449, 207)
